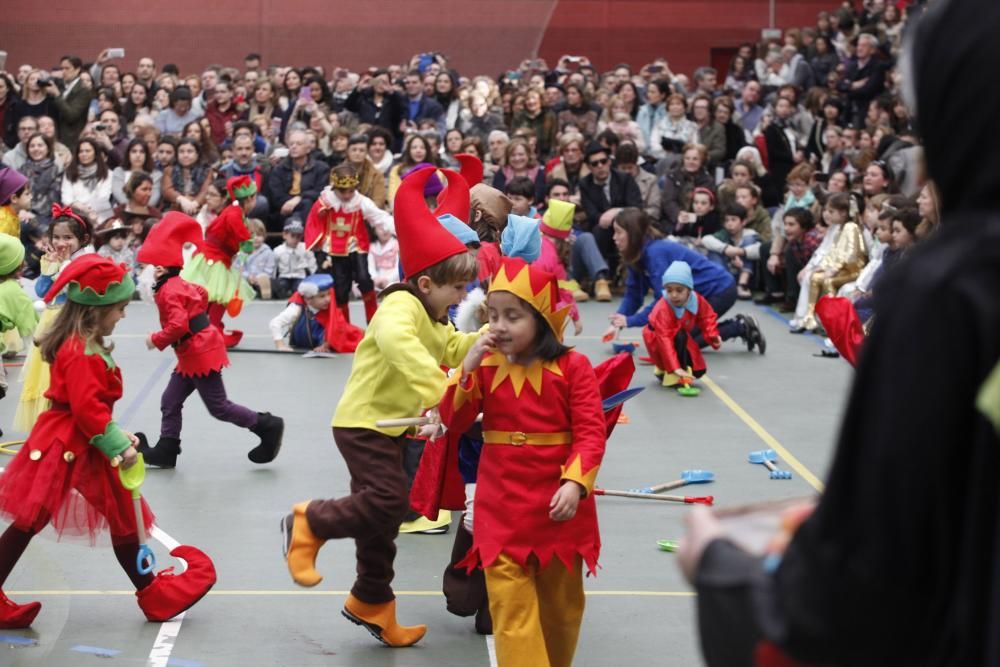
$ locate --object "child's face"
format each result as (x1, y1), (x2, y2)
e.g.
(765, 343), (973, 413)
(253, 232), (265, 249)
(11, 187), (32, 212)
(50, 222), (83, 256)
(875, 219), (892, 245)
(283, 232), (301, 248)
(664, 283), (691, 309)
(788, 179), (808, 199)
(723, 214), (744, 235)
(419, 275), (469, 321)
(374, 224), (393, 243)
(824, 205), (847, 226)
(488, 290), (539, 362)
(334, 187), (355, 203)
(508, 194), (532, 216)
(735, 188), (756, 211)
(891, 220), (914, 250)
(306, 289), (332, 312)
(783, 217), (804, 241)
(99, 300), (129, 336)
(692, 193), (713, 217)
(332, 135), (349, 152)
(108, 233), (127, 251)
(862, 205), (879, 230)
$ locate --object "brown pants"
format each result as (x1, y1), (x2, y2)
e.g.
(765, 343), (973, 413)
(305, 427), (410, 603)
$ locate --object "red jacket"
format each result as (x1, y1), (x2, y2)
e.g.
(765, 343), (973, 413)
(305, 206), (368, 256)
(200, 204), (250, 267)
(440, 350), (606, 575)
(643, 293), (720, 374)
(151, 276), (229, 376)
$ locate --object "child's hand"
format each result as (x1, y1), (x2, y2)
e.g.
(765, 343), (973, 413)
(463, 332), (497, 373)
(766, 255), (781, 275)
(709, 335), (722, 349)
(723, 245), (742, 258)
(573, 319), (584, 336)
(608, 313), (627, 328)
(275, 340), (293, 352)
(144, 334), (156, 350)
(313, 342), (331, 353)
(549, 481), (584, 521)
(731, 256), (744, 269)
(119, 445), (139, 469)
(674, 368), (694, 380)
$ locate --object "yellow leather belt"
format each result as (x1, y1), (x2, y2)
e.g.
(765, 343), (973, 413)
(482, 430), (572, 446)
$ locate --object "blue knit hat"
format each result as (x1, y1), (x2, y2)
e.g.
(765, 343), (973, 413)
(662, 260), (693, 289)
(438, 213), (480, 246)
(298, 273), (333, 297)
(500, 214), (541, 263)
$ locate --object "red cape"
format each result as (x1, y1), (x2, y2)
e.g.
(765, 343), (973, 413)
(815, 295), (865, 367)
(288, 292), (364, 353)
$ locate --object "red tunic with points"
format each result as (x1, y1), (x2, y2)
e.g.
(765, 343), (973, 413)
(151, 276), (229, 376)
(439, 350), (606, 574)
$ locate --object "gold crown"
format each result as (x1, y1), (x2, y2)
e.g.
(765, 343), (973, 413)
(330, 172), (360, 189)
(489, 259), (572, 341)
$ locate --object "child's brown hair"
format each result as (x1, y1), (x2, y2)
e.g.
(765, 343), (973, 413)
(38, 300), (123, 363)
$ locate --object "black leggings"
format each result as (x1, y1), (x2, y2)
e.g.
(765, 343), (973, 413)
(329, 252), (374, 305)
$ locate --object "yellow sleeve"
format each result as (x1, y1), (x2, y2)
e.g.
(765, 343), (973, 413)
(370, 296), (450, 409)
(439, 326), (480, 371)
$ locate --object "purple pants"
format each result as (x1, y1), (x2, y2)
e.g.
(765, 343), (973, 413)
(160, 370), (257, 439)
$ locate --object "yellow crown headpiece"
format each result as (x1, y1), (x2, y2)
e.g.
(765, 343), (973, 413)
(488, 257), (572, 341)
(330, 170), (360, 190)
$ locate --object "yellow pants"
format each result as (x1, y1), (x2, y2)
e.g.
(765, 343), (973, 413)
(484, 553), (584, 667)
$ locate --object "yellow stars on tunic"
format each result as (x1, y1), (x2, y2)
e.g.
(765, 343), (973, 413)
(482, 354), (563, 398)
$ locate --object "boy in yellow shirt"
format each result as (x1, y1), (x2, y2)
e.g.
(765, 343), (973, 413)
(282, 166), (479, 647)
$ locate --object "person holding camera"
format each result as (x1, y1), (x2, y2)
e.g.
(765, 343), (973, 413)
(43, 56), (91, 151)
(87, 109), (128, 169)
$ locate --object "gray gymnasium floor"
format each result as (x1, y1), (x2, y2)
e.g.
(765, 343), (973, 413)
(0, 295), (851, 666)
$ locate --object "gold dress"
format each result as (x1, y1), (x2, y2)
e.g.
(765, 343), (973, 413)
(802, 221), (867, 331)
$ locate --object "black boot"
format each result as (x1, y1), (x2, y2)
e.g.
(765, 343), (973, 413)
(248, 413), (284, 464)
(138, 434), (181, 469)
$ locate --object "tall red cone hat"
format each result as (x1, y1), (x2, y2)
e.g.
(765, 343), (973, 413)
(137, 212), (204, 268)
(394, 167), (471, 277)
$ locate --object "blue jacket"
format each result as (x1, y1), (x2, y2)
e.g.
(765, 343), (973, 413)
(618, 239), (734, 327)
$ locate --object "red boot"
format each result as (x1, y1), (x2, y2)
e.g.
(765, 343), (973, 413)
(338, 303), (351, 325)
(136, 545), (217, 622)
(0, 591), (40, 629)
(222, 329), (243, 348)
(362, 291), (378, 323)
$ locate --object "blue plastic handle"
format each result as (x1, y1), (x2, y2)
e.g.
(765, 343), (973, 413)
(136, 544), (156, 575)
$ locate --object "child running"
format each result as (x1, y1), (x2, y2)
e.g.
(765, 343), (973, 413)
(0, 254), (216, 628)
(137, 212), (284, 468)
(440, 256), (606, 667)
(642, 260), (722, 396)
(281, 166), (479, 647)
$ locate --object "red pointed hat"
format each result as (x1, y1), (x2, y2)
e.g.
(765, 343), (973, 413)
(137, 212), (204, 268)
(44, 254), (135, 305)
(431, 155), (479, 222)
(454, 153), (484, 187)
(394, 166), (470, 277)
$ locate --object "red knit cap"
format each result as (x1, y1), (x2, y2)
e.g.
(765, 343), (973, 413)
(137, 212), (204, 268)
(394, 167), (470, 277)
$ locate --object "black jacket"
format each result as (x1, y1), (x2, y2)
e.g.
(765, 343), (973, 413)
(267, 157), (326, 217)
(344, 88), (407, 145)
(578, 170), (641, 231)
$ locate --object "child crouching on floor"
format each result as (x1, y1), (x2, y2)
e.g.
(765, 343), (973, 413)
(642, 260), (721, 397)
(269, 273), (362, 353)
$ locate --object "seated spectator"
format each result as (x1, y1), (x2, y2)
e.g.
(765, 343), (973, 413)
(183, 119), (219, 167)
(511, 89), (557, 160)
(3, 115), (39, 172)
(387, 134), (435, 208)
(94, 217), (135, 274)
(637, 80), (669, 159)
(614, 142), (661, 226)
(89, 109), (129, 168)
(504, 176), (537, 218)
(273, 217), (317, 298)
(492, 138), (546, 204)
(651, 93), (697, 163)
(547, 133), (590, 198)
(267, 128), (325, 229)
(557, 83), (600, 139)
(61, 137), (114, 224)
(204, 78), (241, 146)
(20, 132), (63, 231)
(112, 137), (162, 207)
(195, 177), (230, 229)
(458, 93), (506, 147)
(597, 95), (644, 153)
(579, 141), (642, 277)
(113, 171), (162, 228)
(691, 95), (726, 169)
(162, 137), (213, 216)
(660, 143), (715, 234)
(714, 96), (747, 163)
(243, 218), (275, 299)
(700, 203), (760, 299)
(217, 133), (270, 219)
(367, 221), (399, 291)
(366, 127), (395, 176)
(154, 86), (201, 137)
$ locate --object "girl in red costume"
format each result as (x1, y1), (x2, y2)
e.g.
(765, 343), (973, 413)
(181, 175), (257, 347)
(137, 213), (284, 469)
(0, 254), (215, 628)
(440, 256), (606, 667)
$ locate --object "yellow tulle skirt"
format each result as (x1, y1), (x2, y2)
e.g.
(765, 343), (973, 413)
(13, 306), (59, 432)
(2, 329), (23, 356)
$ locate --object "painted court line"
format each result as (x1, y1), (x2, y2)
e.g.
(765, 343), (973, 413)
(8, 589), (695, 597)
(701, 376), (824, 492)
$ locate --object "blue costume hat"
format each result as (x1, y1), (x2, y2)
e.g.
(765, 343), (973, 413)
(500, 214), (541, 263)
(437, 213), (480, 246)
(662, 261), (694, 289)
(298, 273), (334, 298)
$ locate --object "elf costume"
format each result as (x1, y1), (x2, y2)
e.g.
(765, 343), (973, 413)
(282, 166), (478, 648)
(642, 261), (721, 395)
(439, 256), (606, 667)
(0, 167), (28, 238)
(137, 213), (284, 468)
(304, 170), (394, 324)
(0, 235), (38, 406)
(180, 175), (256, 348)
(0, 254), (216, 628)
(268, 273), (364, 352)
(14, 204), (95, 431)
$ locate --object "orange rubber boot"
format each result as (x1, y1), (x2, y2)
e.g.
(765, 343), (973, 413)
(342, 594), (427, 647)
(281, 502), (326, 587)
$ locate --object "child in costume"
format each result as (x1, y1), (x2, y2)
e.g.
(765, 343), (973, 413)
(0, 254), (216, 628)
(0, 235), (39, 417)
(281, 166), (479, 648)
(368, 223), (400, 291)
(0, 167), (31, 238)
(642, 261), (722, 396)
(181, 175), (258, 348)
(136, 213), (285, 469)
(440, 256), (606, 667)
(269, 273), (363, 353)
(304, 163), (394, 324)
(15, 204), (94, 431)
(535, 199), (583, 336)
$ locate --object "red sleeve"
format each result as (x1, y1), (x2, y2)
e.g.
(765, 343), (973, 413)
(150, 280), (193, 350)
(650, 300), (684, 373)
(696, 293), (721, 348)
(60, 343), (118, 442)
(439, 367), (483, 436)
(560, 352), (607, 496)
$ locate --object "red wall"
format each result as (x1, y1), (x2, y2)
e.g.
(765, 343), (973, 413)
(1, 0), (832, 79)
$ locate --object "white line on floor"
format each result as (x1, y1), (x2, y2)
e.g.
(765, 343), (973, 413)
(486, 635), (498, 667)
(146, 525), (186, 667)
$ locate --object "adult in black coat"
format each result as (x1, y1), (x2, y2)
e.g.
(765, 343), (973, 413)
(267, 129), (327, 231)
(762, 96), (797, 192)
(344, 70), (407, 150)
(679, 4), (1000, 665)
(838, 33), (887, 129)
(578, 142), (641, 273)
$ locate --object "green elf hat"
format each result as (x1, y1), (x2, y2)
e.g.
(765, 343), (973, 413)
(43, 254), (135, 306)
(0, 233), (25, 275)
(226, 174), (257, 200)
